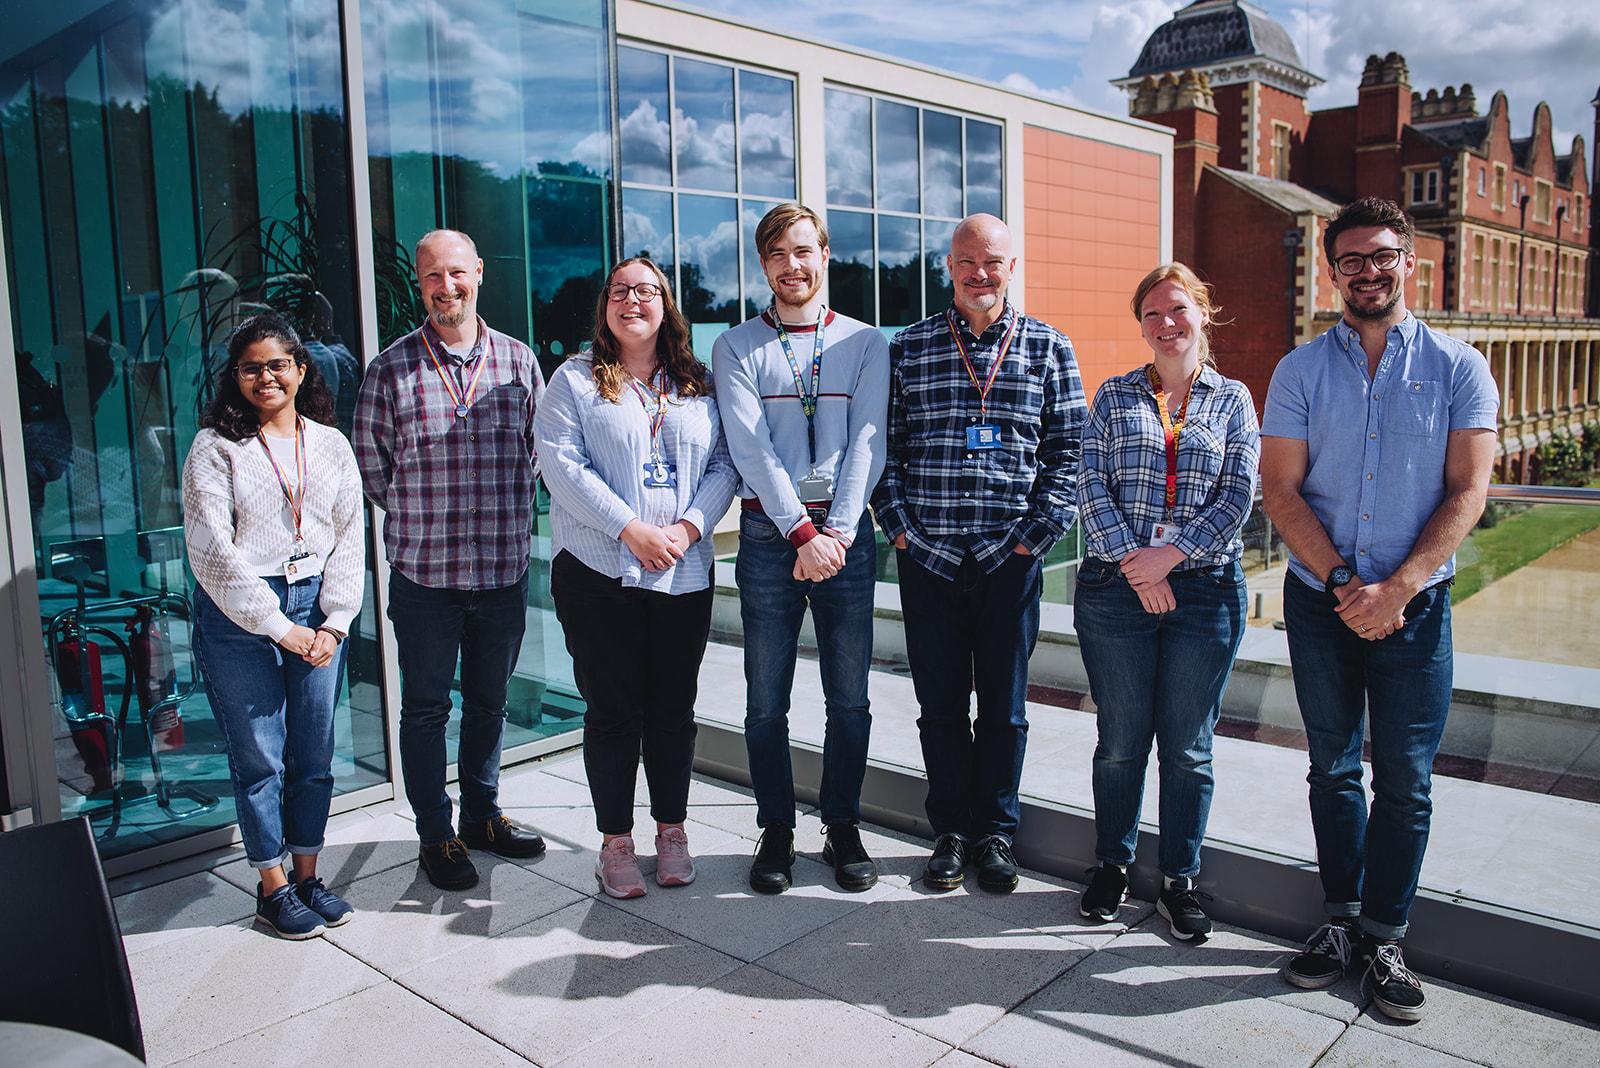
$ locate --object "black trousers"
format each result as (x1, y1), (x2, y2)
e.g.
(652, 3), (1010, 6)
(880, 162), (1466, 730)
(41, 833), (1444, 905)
(550, 551), (712, 835)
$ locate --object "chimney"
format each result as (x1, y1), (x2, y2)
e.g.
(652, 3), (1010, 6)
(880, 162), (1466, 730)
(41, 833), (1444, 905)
(1133, 69), (1218, 266)
(1356, 52), (1411, 203)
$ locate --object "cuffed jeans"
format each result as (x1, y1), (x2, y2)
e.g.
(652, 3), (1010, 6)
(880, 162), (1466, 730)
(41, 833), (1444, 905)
(193, 577), (347, 870)
(551, 551), (709, 836)
(735, 510), (876, 829)
(1075, 559), (1247, 880)
(1282, 573), (1453, 940)
(389, 568), (528, 846)
(898, 548), (1040, 840)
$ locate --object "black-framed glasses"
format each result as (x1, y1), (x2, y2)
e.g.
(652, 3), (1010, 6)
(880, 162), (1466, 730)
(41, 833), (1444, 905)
(1334, 248), (1406, 276)
(608, 282), (661, 302)
(234, 357), (296, 379)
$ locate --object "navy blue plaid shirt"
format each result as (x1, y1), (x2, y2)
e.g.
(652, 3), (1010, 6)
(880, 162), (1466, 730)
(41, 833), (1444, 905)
(873, 302), (1087, 580)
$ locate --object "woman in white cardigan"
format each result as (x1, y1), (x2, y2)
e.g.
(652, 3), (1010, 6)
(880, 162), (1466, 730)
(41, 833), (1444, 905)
(183, 312), (364, 939)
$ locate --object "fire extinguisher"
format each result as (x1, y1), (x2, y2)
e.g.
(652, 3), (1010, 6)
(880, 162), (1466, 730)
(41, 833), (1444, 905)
(53, 618), (127, 794)
(128, 606), (184, 751)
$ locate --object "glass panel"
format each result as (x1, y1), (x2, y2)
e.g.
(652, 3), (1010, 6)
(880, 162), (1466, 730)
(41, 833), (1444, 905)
(923, 218), (957, 314)
(2, 0), (382, 861)
(672, 57), (735, 193)
(827, 209), (875, 324)
(623, 188), (675, 274)
(875, 99), (919, 213)
(965, 118), (1003, 217)
(878, 215), (921, 328)
(922, 110), (963, 219)
(678, 194), (741, 328)
(825, 89), (872, 208)
(737, 70), (795, 200)
(618, 46), (671, 186)
(742, 198), (782, 321)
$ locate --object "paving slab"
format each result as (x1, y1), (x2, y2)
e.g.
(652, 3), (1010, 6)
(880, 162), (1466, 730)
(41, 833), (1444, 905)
(115, 871), (254, 956)
(394, 897), (744, 1065)
(943, 868), (1156, 950)
(555, 963), (952, 1068)
(1312, 1026), (1482, 1068)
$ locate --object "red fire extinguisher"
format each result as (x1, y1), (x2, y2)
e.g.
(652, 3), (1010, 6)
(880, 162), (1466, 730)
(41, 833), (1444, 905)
(128, 606), (184, 751)
(55, 619), (115, 793)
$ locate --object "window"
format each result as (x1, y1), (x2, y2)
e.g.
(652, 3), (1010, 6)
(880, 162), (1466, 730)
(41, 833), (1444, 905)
(1534, 180), (1553, 224)
(824, 88), (1004, 329)
(1540, 248), (1551, 303)
(1471, 234), (1485, 304)
(1409, 167), (1440, 206)
(1577, 194), (1586, 232)
(1417, 260), (1435, 310)
(1490, 238), (1503, 310)
(1478, 167), (1486, 197)
(1494, 164), (1507, 210)
(1272, 122), (1291, 181)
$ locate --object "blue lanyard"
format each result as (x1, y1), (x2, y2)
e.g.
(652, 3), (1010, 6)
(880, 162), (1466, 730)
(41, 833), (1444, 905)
(772, 307), (826, 468)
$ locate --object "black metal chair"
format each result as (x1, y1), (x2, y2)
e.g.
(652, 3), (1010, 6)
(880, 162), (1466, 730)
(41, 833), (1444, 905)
(0, 817), (145, 1061)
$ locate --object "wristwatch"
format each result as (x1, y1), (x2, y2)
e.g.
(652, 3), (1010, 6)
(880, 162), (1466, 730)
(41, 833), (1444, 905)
(1324, 564), (1355, 596)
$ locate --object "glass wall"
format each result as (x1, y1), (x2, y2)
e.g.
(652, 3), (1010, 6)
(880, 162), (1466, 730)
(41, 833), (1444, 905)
(823, 88), (1003, 332)
(0, 0), (381, 859)
(617, 46), (796, 359)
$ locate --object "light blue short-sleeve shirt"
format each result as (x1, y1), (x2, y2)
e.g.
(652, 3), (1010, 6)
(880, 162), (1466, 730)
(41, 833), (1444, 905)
(1261, 315), (1499, 590)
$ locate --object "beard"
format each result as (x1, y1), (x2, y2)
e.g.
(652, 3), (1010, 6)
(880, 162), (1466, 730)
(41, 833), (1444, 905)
(1344, 280), (1403, 321)
(772, 273), (823, 309)
(429, 291), (469, 328)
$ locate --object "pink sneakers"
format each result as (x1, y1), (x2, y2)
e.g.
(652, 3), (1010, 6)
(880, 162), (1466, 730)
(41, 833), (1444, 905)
(595, 836), (647, 898)
(654, 826), (696, 887)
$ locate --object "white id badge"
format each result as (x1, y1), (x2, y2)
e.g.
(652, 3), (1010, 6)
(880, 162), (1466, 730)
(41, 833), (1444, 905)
(284, 552), (322, 583)
(1148, 523), (1180, 548)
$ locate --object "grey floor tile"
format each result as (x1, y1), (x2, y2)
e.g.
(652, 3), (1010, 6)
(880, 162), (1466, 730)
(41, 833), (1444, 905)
(395, 897), (743, 1064)
(791, 818), (933, 888)
(496, 763), (608, 809)
(1313, 1026), (1482, 1068)
(128, 923), (386, 1067)
(115, 871), (254, 955)
(758, 894), (1090, 1046)
(928, 1051), (1001, 1068)
(1354, 971), (1600, 1067)
(964, 949), (1343, 1068)
(942, 868), (1154, 949)
(322, 853), (586, 976)
(310, 810), (436, 890)
(161, 981), (529, 1068)
(554, 963), (952, 1068)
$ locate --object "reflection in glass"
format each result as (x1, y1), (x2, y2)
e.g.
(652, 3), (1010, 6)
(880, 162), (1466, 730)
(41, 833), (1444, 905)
(619, 46), (671, 186)
(623, 188), (676, 273)
(742, 199), (782, 320)
(966, 118), (1003, 217)
(828, 210), (875, 324)
(678, 194), (741, 326)
(825, 89), (872, 208)
(924, 218), (957, 313)
(673, 57), (735, 193)
(879, 215), (921, 327)
(875, 99), (919, 213)
(922, 110), (963, 219)
(737, 70), (796, 200)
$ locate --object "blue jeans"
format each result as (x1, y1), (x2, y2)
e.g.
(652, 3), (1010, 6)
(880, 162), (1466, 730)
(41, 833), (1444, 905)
(1075, 559), (1247, 880)
(1282, 573), (1453, 940)
(897, 548), (1041, 840)
(735, 510), (876, 828)
(193, 577), (348, 870)
(389, 569), (529, 846)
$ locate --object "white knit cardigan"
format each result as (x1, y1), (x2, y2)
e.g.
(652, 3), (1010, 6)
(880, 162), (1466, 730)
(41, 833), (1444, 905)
(182, 420), (365, 642)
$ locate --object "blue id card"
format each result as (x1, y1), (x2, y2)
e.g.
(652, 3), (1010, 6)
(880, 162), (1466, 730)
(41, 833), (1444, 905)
(967, 424), (1002, 450)
(642, 460), (678, 488)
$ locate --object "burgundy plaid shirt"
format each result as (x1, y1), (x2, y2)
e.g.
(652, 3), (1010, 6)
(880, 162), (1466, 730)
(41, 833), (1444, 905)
(354, 317), (544, 590)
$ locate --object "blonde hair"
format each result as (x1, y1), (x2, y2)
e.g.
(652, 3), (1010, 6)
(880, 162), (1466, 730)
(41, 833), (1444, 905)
(1131, 262), (1227, 365)
(754, 203), (829, 261)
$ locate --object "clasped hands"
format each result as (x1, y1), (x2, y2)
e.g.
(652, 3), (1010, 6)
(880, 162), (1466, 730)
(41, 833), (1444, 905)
(1332, 576), (1408, 641)
(1118, 544), (1185, 614)
(277, 624), (339, 668)
(622, 518), (702, 572)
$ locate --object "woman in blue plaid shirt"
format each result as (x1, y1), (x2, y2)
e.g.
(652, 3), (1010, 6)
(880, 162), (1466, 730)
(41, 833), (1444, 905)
(1073, 263), (1260, 942)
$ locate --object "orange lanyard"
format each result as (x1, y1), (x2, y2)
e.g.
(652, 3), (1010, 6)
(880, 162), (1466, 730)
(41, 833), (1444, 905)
(1147, 365), (1198, 514)
(256, 418), (306, 548)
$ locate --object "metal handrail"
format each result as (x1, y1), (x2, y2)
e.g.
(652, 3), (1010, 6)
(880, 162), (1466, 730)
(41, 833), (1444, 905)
(1488, 484), (1600, 505)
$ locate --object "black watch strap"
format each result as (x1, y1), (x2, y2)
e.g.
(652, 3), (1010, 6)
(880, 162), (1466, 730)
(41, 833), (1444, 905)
(1324, 564), (1354, 596)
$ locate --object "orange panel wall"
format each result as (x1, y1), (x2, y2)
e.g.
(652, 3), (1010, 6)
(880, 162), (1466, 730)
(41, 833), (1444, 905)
(1022, 126), (1163, 404)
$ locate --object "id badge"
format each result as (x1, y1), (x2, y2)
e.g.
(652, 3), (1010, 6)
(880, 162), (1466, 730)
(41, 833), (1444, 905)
(284, 552), (322, 583)
(796, 472), (834, 504)
(967, 424), (1002, 450)
(642, 460), (678, 489)
(1149, 523), (1180, 548)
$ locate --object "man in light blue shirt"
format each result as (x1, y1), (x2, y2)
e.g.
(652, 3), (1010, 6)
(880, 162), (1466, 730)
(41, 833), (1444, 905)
(1261, 197), (1497, 1021)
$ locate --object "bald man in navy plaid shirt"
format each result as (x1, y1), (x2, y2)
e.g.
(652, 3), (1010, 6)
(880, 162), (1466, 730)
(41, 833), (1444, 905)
(872, 214), (1086, 895)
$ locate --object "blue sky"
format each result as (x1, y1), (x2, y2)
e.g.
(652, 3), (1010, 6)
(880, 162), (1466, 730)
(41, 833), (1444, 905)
(684, 0), (1595, 156)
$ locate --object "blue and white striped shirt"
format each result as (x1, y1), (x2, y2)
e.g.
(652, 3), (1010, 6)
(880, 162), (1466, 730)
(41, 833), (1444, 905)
(534, 356), (739, 594)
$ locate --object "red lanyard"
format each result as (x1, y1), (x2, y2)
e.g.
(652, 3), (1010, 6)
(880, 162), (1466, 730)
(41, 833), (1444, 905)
(626, 368), (667, 455)
(1147, 365), (1198, 514)
(946, 309), (1019, 422)
(421, 330), (487, 417)
(256, 418), (307, 548)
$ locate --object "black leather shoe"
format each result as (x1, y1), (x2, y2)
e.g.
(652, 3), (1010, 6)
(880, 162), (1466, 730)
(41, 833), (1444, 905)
(923, 833), (969, 891)
(749, 826), (794, 894)
(419, 837), (479, 891)
(975, 834), (1019, 893)
(460, 815), (547, 859)
(822, 824), (878, 892)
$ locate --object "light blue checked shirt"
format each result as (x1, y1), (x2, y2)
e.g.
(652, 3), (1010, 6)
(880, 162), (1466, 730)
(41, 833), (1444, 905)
(534, 356), (738, 593)
(1078, 364), (1260, 568)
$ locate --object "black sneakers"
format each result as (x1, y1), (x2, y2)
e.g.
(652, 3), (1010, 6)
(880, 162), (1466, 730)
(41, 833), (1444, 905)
(459, 815), (546, 859)
(822, 824), (878, 892)
(974, 835), (1019, 893)
(1283, 919), (1358, 989)
(1156, 878), (1212, 941)
(1362, 939), (1427, 1020)
(419, 837), (479, 891)
(1079, 864), (1128, 921)
(749, 826), (795, 894)
(923, 833), (970, 891)
(295, 875), (354, 927)
(256, 882), (325, 940)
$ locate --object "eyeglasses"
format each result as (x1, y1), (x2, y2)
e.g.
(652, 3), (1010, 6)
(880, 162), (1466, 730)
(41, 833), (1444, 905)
(1333, 248), (1407, 276)
(234, 358), (296, 379)
(608, 282), (661, 302)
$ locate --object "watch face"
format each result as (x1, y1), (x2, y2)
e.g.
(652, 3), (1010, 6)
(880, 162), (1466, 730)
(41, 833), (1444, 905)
(1327, 566), (1353, 593)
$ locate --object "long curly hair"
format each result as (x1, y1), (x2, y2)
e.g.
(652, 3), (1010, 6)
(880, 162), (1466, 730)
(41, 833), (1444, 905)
(202, 312), (337, 442)
(588, 258), (709, 403)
